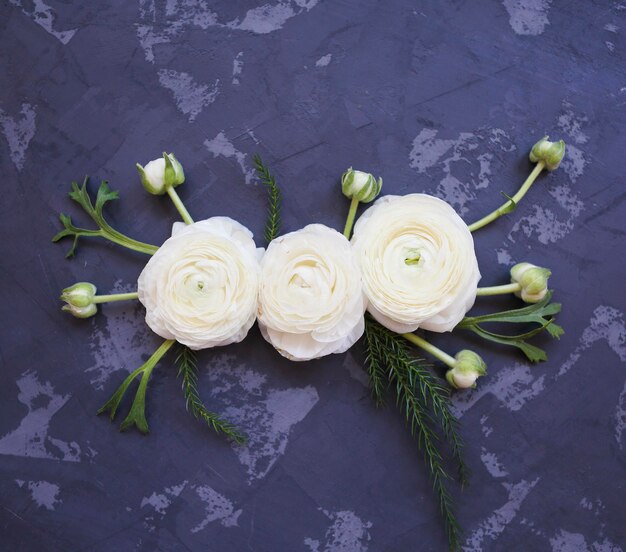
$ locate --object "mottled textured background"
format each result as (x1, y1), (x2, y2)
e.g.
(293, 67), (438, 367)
(1, 1), (625, 551)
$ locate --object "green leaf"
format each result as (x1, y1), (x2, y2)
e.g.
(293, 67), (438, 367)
(95, 181), (119, 214)
(499, 191), (517, 214)
(97, 364), (146, 421)
(458, 292), (563, 363)
(253, 154), (282, 244)
(52, 177), (158, 257)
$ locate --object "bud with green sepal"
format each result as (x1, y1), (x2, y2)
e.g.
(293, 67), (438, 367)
(529, 136), (566, 171)
(476, 261), (551, 303)
(510, 262), (551, 303)
(137, 153), (193, 224)
(468, 136), (566, 232)
(136, 152), (185, 195)
(401, 332), (487, 389)
(446, 350), (488, 389)
(341, 167), (382, 238)
(60, 282), (139, 319)
(342, 167), (382, 203)
(61, 282), (98, 318)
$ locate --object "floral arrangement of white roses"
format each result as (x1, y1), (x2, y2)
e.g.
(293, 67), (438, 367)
(54, 137), (566, 549)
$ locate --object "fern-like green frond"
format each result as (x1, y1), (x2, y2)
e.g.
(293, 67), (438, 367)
(176, 346), (246, 444)
(253, 154), (282, 244)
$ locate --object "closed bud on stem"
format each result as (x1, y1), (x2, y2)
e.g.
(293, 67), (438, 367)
(510, 262), (551, 303)
(341, 168), (382, 203)
(446, 350), (487, 389)
(60, 282), (97, 318)
(529, 136), (565, 171)
(136, 152), (185, 195)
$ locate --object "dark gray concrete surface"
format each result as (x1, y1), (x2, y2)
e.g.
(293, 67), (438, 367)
(1, 1), (625, 550)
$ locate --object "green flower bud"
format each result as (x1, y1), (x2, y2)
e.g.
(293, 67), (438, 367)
(60, 282), (97, 318)
(529, 136), (565, 171)
(341, 167), (382, 203)
(510, 262), (551, 303)
(136, 152), (185, 195)
(446, 350), (487, 389)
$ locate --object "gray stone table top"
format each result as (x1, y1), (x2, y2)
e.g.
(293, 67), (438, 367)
(1, 1), (625, 551)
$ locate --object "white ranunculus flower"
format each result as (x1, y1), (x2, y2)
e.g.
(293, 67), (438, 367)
(258, 224), (366, 361)
(351, 194), (480, 333)
(138, 217), (262, 350)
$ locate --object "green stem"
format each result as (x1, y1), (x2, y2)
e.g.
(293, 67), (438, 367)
(119, 339), (175, 434)
(402, 333), (456, 369)
(343, 197), (360, 239)
(167, 187), (194, 225)
(93, 292), (139, 304)
(98, 226), (159, 255)
(476, 283), (521, 296)
(467, 161), (546, 232)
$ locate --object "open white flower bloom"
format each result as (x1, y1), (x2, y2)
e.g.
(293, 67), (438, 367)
(351, 194), (480, 333)
(258, 224), (366, 361)
(138, 217), (262, 350)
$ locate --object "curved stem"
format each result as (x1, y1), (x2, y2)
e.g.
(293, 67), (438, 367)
(468, 161), (545, 232)
(93, 292), (139, 304)
(402, 333), (457, 369)
(167, 187), (194, 225)
(476, 283), (521, 297)
(98, 224), (159, 254)
(343, 197), (360, 239)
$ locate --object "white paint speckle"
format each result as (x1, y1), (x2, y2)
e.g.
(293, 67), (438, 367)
(204, 131), (255, 184)
(191, 485), (242, 533)
(0, 103), (36, 171)
(141, 481), (188, 516)
(550, 529), (623, 552)
(409, 128), (515, 215)
(606, 41), (616, 52)
(0, 371), (81, 462)
(464, 479), (539, 551)
(208, 355), (319, 482)
(480, 448), (509, 477)
(15, 479), (61, 510)
(315, 54), (332, 67)
(88, 281), (153, 390)
(9, 0), (77, 44)
(502, 0), (552, 36)
(305, 509), (372, 552)
(232, 52), (244, 85)
(604, 23), (619, 32)
(496, 248), (513, 266)
(558, 101), (589, 145)
(158, 69), (220, 122)
(137, 1), (320, 61)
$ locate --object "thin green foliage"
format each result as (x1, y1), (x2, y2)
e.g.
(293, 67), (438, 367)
(364, 317), (466, 550)
(253, 155), (282, 244)
(98, 339), (175, 434)
(458, 291), (564, 362)
(52, 177), (158, 257)
(176, 346), (246, 444)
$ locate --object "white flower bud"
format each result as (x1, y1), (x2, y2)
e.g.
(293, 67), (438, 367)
(529, 136), (565, 171)
(446, 350), (487, 389)
(341, 167), (382, 203)
(61, 282), (97, 318)
(510, 262), (551, 303)
(136, 152), (185, 195)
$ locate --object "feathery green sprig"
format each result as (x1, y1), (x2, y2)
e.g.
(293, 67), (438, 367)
(176, 346), (246, 444)
(253, 154), (282, 244)
(364, 318), (465, 550)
